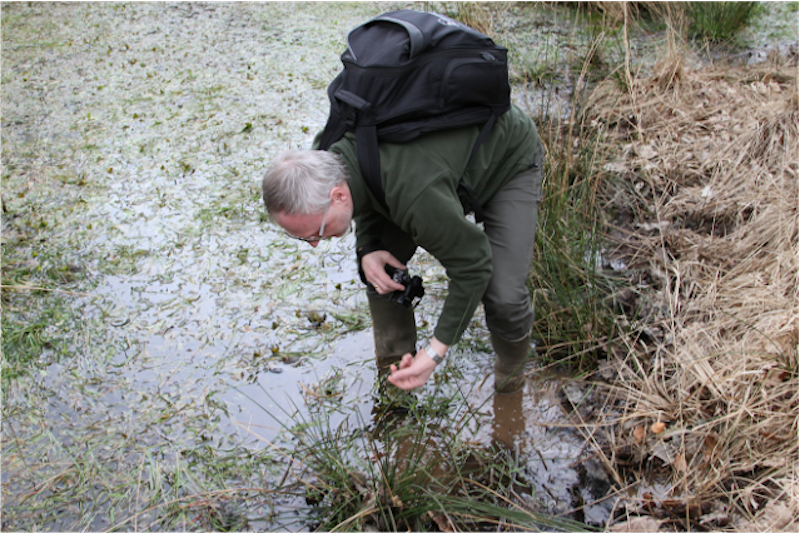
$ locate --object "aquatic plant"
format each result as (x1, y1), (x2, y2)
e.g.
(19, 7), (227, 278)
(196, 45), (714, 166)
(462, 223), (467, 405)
(239, 376), (596, 532)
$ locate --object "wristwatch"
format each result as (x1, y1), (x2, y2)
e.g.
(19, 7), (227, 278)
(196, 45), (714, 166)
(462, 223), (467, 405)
(422, 342), (444, 365)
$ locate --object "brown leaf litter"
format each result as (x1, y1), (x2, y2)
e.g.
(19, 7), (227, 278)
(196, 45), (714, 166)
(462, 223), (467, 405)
(585, 56), (798, 532)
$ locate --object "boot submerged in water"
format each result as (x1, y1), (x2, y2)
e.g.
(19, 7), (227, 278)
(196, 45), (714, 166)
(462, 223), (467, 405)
(492, 332), (532, 394)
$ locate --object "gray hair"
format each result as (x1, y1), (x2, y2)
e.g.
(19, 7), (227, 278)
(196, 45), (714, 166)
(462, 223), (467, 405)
(262, 150), (349, 215)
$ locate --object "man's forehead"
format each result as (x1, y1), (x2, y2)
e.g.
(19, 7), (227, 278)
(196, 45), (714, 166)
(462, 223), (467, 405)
(274, 210), (316, 229)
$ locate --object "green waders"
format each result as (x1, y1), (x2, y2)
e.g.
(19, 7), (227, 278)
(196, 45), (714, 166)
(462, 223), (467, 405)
(492, 332), (531, 394)
(367, 291), (417, 375)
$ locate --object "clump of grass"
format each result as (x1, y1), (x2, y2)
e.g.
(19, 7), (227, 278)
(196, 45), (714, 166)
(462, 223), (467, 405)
(578, 1), (760, 44)
(530, 120), (621, 369)
(2, 309), (57, 380)
(1, 262), (82, 380)
(682, 1), (761, 43)
(240, 378), (595, 532)
(527, 42), (626, 369)
(441, 1), (504, 37)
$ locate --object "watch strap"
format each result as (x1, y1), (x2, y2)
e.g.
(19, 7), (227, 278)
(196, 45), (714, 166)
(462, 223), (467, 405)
(422, 343), (444, 365)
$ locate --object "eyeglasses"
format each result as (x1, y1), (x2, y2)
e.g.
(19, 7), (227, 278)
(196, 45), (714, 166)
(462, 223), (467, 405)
(285, 200), (331, 243)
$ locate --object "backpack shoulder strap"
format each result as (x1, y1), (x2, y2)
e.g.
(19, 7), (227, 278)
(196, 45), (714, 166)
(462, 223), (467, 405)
(318, 118), (347, 151)
(458, 112), (499, 223)
(356, 122), (389, 212)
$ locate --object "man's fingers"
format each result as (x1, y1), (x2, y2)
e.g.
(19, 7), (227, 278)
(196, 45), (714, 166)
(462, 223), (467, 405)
(369, 273), (403, 294)
(388, 373), (419, 390)
(362, 250), (407, 293)
(385, 254), (406, 270)
(376, 273), (405, 293)
(388, 364), (412, 381)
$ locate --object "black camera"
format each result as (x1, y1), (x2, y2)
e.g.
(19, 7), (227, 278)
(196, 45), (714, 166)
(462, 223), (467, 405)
(384, 265), (424, 308)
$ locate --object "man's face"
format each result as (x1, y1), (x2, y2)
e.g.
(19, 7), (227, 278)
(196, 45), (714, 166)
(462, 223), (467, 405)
(273, 185), (353, 248)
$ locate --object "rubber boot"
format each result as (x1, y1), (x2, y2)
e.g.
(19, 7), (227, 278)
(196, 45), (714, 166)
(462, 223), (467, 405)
(367, 291), (417, 375)
(492, 332), (531, 394)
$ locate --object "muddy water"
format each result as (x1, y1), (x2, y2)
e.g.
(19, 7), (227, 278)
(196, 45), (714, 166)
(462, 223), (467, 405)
(3, 2), (795, 531)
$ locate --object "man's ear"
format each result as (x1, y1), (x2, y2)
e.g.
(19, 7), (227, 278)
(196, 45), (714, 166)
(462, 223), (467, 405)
(331, 184), (350, 204)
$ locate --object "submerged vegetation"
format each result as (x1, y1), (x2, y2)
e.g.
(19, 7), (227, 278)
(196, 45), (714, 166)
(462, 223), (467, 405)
(2, 1), (797, 532)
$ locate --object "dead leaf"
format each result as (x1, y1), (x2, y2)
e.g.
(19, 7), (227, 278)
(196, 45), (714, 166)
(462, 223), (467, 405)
(699, 511), (730, 527)
(762, 457), (787, 468)
(598, 359), (618, 381)
(703, 434), (719, 463)
(636, 220), (670, 232)
(766, 502), (798, 530)
(636, 143), (659, 160)
(649, 440), (673, 464)
(634, 425), (645, 443)
(610, 516), (665, 532)
(428, 510), (455, 532)
(650, 421), (667, 434)
(765, 369), (791, 386)
(673, 453), (688, 472)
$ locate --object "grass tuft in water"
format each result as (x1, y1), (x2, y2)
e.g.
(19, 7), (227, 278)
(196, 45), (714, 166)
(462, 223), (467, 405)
(241, 375), (597, 532)
(528, 56), (624, 369)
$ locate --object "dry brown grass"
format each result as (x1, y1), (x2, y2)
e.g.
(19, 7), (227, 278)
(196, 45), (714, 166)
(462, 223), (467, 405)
(447, 1), (511, 38)
(583, 53), (799, 531)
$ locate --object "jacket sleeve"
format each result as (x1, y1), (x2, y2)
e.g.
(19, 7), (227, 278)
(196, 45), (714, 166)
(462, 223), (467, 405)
(354, 209), (388, 251)
(396, 179), (493, 346)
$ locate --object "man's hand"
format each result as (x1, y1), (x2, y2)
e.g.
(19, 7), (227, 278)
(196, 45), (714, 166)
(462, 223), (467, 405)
(361, 250), (406, 295)
(387, 351), (437, 390)
(388, 337), (449, 390)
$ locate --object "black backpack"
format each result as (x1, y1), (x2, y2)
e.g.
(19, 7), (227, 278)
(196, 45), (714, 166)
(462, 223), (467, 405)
(317, 9), (511, 222)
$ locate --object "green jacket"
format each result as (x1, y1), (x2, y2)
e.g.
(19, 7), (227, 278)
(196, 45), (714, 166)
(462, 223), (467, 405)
(314, 103), (542, 345)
